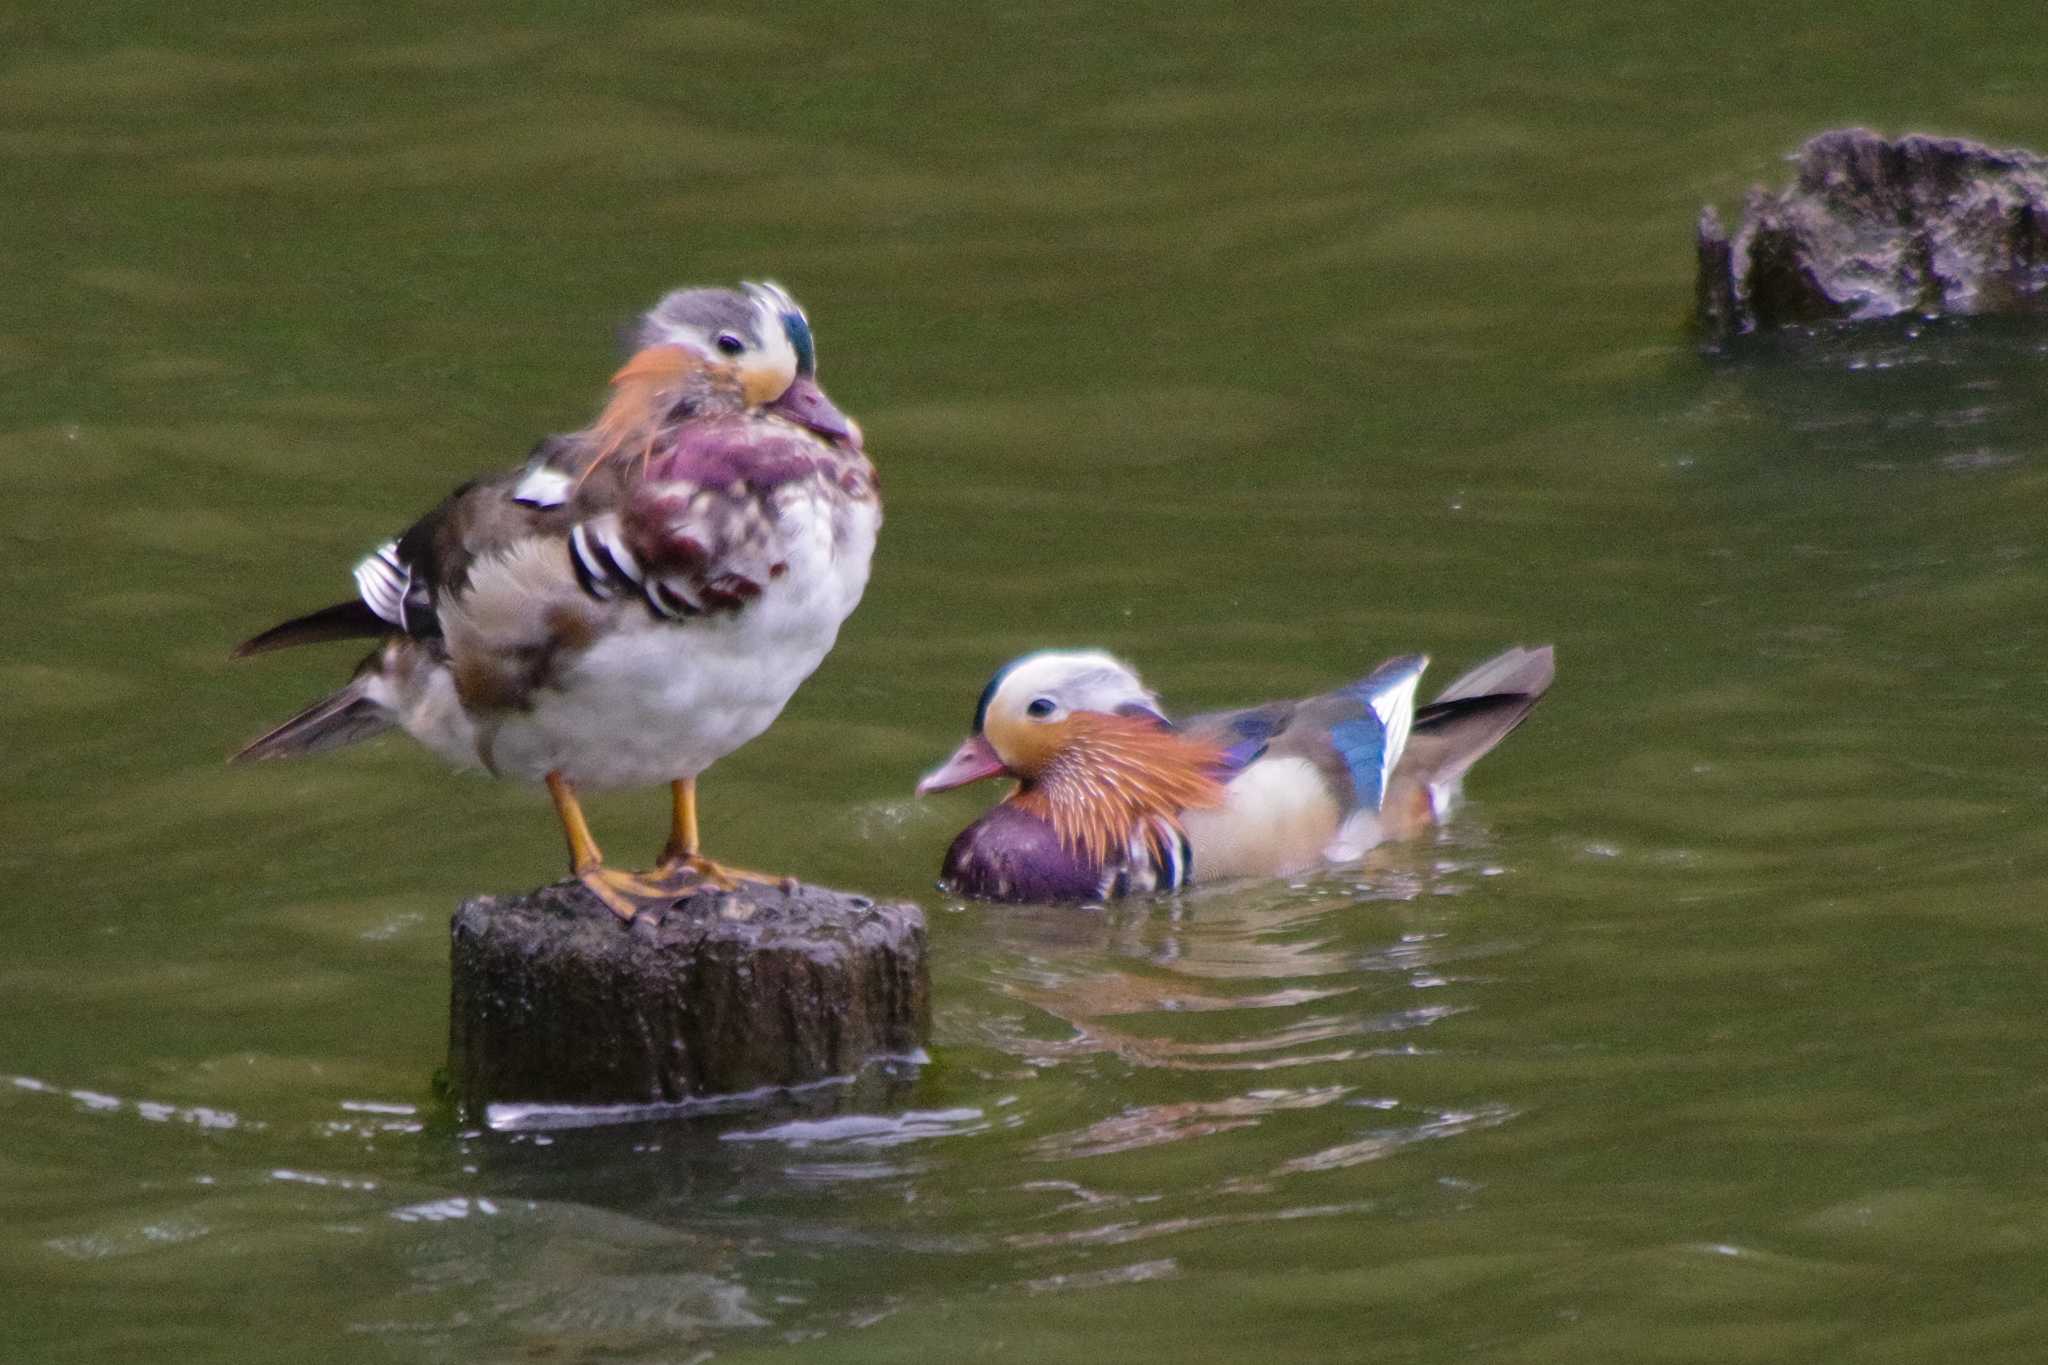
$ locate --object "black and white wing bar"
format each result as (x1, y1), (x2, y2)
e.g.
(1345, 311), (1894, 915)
(352, 541), (414, 632)
(567, 516), (706, 620)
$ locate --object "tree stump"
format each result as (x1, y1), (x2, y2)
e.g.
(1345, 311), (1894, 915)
(1696, 128), (2048, 342)
(447, 878), (929, 1121)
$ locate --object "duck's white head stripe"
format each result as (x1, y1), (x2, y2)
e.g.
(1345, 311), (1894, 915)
(742, 280), (798, 316)
(977, 649), (1154, 732)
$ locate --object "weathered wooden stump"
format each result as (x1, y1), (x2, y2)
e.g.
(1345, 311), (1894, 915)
(447, 878), (929, 1120)
(1697, 128), (2048, 342)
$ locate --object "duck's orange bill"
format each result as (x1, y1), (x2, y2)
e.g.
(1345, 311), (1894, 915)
(917, 734), (1006, 794)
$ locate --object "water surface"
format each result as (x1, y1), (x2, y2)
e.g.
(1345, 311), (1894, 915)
(6, 3), (2048, 1361)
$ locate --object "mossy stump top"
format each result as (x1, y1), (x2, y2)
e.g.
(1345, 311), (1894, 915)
(447, 878), (929, 1121)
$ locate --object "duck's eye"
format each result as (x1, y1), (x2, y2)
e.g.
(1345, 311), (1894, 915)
(1025, 698), (1056, 719)
(714, 333), (746, 357)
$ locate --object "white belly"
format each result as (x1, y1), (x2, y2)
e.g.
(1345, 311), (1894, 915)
(408, 495), (877, 790)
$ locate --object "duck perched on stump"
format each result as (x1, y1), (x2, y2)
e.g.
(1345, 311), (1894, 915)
(232, 282), (878, 919)
(918, 646), (1554, 902)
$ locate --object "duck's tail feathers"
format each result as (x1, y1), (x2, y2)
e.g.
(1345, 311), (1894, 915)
(232, 600), (389, 659)
(1429, 644), (1556, 706)
(230, 671), (393, 763)
(1384, 644), (1555, 828)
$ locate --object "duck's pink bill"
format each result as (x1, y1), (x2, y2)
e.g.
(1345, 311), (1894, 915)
(916, 735), (1006, 794)
(768, 374), (858, 444)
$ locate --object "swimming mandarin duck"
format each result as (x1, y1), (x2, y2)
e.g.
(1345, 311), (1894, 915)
(233, 282), (878, 919)
(916, 645), (1554, 901)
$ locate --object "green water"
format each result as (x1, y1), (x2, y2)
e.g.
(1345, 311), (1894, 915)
(8, 3), (2048, 1361)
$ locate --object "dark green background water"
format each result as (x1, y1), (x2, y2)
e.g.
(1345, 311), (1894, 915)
(7, 4), (2048, 1361)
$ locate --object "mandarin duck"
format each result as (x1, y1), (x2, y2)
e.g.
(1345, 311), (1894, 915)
(916, 645), (1554, 902)
(232, 282), (878, 918)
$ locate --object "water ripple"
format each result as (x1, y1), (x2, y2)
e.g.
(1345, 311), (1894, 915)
(10, 1073), (256, 1131)
(271, 1167), (379, 1192)
(994, 1003), (1465, 1072)
(1267, 1102), (1517, 1176)
(1008, 1200), (1375, 1251)
(721, 1108), (989, 1150)
(486, 1055), (927, 1133)
(391, 1196), (501, 1223)
(1021, 1257), (1180, 1294)
(1031, 1085), (1353, 1160)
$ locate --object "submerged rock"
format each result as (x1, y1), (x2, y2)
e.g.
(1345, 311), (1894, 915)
(1696, 128), (2048, 342)
(447, 878), (928, 1120)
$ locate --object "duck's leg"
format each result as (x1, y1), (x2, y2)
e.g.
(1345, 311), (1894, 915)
(656, 778), (782, 888)
(660, 776), (702, 865)
(546, 772), (676, 919)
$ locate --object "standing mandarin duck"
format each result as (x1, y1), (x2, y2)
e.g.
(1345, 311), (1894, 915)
(916, 645), (1554, 902)
(233, 282), (878, 919)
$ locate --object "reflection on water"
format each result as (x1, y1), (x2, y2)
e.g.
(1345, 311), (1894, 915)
(487, 1058), (927, 1134)
(1030, 1085), (1354, 1160)
(721, 1107), (989, 1150)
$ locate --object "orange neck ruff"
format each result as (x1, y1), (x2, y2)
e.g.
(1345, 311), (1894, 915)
(1011, 714), (1228, 868)
(581, 344), (728, 485)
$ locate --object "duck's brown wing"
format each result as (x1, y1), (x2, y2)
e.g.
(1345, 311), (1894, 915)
(230, 436), (585, 658)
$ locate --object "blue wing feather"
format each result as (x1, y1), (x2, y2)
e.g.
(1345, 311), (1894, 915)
(1328, 655), (1427, 810)
(1216, 709), (1282, 775)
